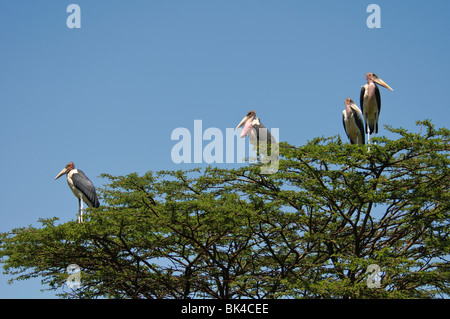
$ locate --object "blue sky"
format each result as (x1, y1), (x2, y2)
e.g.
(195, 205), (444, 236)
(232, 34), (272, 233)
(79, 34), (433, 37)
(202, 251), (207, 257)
(0, 1), (449, 298)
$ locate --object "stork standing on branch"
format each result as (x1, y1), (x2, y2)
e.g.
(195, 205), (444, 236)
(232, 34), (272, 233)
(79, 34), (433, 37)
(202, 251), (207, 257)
(342, 97), (365, 145)
(54, 162), (100, 223)
(235, 109), (278, 162)
(360, 72), (393, 144)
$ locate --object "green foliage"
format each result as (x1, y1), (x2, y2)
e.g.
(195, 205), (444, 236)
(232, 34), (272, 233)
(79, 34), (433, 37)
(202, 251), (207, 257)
(1, 120), (449, 298)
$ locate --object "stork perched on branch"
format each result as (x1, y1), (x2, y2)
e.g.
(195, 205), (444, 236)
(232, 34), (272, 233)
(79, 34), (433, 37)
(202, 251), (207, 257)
(360, 72), (393, 144)
(54, 162), (100, 223)
(342, 97), (365, 145)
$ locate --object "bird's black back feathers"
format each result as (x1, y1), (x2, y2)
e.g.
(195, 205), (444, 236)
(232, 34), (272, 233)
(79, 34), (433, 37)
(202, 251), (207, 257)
(72, 170), (100, 208)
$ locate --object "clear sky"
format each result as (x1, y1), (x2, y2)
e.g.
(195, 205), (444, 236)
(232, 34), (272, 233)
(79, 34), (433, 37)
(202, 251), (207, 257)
(0, 1), (449, 298)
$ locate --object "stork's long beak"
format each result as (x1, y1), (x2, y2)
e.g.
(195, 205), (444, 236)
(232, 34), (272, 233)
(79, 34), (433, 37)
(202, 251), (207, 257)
(235, 114), (251, 130)
(54, 167), (68, 180)
(236, 114), (255, 138)
(349, 103), (363, 114)
(373, 77), (394, 91)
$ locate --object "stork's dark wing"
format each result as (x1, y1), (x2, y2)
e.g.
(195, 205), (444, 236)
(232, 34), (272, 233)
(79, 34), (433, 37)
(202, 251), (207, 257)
(360, 86), (366, 114)
(72, 170), (100, 208)
(375, 85), (381, 113)
(255, 122), (276, 144)
(375, 85), (381, 133)
(342, 113), (350, 140)
(354, 111), (365, 145)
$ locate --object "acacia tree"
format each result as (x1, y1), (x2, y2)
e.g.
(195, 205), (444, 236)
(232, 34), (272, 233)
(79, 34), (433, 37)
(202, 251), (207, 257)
(1, 120), (448, 299)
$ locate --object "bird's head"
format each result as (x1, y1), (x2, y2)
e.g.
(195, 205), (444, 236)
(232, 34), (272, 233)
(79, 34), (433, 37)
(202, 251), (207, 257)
(236, 110), (256, 138)
(365, 73), (394, 91)
(54, 162), (75, 180)
(345, 97), (362, 114)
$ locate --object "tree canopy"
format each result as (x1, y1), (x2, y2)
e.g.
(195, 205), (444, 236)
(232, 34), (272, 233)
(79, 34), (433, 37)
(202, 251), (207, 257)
(1, 120), (449, 299)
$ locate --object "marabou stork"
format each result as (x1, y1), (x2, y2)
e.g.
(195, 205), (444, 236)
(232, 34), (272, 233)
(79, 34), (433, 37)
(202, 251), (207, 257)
(360, 72), (393, 144)
(235, 110), (276, 145)
(54, 162), (100, 223)
(342, 97), (365, 145)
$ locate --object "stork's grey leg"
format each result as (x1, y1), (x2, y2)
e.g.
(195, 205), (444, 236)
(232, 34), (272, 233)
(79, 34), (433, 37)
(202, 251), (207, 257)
(78, 198), (84, 223)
